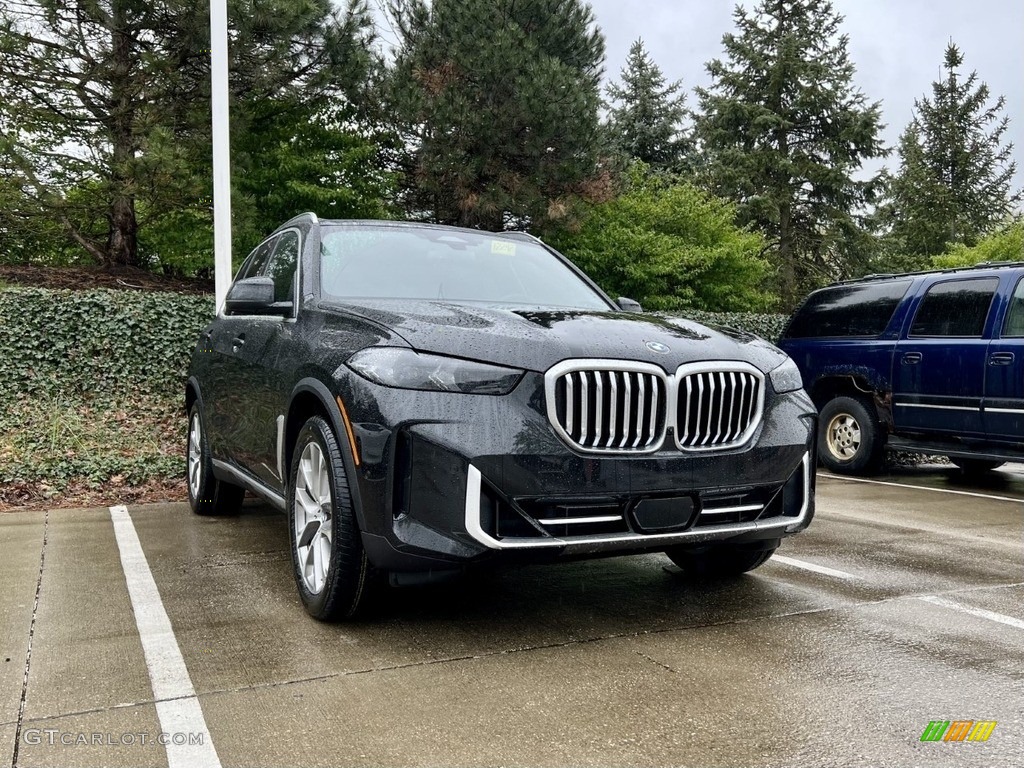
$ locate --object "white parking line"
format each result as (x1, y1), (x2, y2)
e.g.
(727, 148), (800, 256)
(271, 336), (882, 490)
(819, 473), (1024, 504)
(772, 554), (860, 581)
(109, 505), (222, 768)
(918, 595), (1024, 630)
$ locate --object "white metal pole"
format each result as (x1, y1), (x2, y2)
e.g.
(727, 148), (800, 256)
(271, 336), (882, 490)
(211, 0), (232, 313)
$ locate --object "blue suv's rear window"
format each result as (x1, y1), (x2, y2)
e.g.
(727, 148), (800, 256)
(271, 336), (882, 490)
(783, 280), (912, 339)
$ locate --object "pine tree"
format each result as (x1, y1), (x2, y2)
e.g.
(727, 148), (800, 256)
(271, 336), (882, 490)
(883, 43), (1020, 260)
(605, 39), (690, 172)
(0, 0), (380, 269)
(695, 0), (885, 306)
(384, 0), (608, 230)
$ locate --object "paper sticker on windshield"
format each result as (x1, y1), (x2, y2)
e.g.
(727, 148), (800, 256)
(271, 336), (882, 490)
(491, 240), (517, 256)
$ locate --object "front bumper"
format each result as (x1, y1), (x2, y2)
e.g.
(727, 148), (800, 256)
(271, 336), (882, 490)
(343, 371), (817, 572)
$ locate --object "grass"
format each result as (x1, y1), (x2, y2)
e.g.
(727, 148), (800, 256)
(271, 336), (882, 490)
(0, 393), (185, 508)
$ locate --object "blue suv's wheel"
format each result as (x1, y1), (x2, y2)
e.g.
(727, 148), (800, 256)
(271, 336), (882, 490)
(818, 395), (885, 475)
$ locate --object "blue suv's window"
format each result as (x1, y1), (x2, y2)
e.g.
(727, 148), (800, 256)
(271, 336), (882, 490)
(783, 280), (911, 339)
(910, 278), (998, 337)
(1004, 278), (1024, 338)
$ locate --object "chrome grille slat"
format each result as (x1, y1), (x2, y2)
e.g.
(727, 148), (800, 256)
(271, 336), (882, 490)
(565, 375), (574, 437)
(579, 371), (589, 446)
(634, 375), (647, 448)
(620, 373), (632, 448)
(606, 372), (618, 448)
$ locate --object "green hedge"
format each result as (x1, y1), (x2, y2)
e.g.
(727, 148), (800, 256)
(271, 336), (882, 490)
(0, 288), (788, 401)
(0, 288), (215, 399)
(679, 311), (788, 343)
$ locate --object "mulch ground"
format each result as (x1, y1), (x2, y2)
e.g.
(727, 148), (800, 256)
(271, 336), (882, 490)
(0, 477), (188, 513)
(0, 264), (213, 294)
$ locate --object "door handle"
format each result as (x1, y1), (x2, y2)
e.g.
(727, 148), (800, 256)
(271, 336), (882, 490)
(231, 335), (246, 351)
(989, 352), (1015, 365)
(901, 352), (922, 365)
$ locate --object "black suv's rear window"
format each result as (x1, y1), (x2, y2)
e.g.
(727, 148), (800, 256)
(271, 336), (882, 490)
(783, 280), (912, 339)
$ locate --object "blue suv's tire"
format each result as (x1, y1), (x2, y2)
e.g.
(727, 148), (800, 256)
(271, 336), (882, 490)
(818, 395), (885, 475)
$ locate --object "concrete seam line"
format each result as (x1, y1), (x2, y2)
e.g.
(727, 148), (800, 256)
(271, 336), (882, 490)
(918, 595), (1024, 630)
(818, 473), (1024, 504)
(772, 554), (860, 580)
(109, 505), (222, 768)
(10, 509), (47, 768)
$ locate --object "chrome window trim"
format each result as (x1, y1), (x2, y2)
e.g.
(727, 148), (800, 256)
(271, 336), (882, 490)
(895, 403), (978, 412)
(219, 227), (303, 320)
(464, 453), (812, 550)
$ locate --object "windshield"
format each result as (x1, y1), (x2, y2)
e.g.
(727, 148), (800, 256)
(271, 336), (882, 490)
(319, 225), (612, 310)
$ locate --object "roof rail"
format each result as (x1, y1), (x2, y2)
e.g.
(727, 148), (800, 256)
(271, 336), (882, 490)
(832, 260), (1024, 286)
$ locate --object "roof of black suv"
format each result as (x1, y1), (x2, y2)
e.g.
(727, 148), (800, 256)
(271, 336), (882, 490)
(832, 260), (1024, 286)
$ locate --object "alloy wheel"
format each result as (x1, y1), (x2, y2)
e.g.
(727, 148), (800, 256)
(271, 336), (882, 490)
(294, 441), (334, 594)
(187, 412), (202, 499)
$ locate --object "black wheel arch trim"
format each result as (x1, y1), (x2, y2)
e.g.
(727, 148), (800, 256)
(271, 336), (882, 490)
(287, 377), (369, 532)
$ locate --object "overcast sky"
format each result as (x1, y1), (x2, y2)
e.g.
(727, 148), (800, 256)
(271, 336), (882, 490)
(590, 0), (1024, 187)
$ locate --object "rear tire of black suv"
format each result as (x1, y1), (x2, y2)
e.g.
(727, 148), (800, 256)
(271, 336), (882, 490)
(664, 541), (777, 578)
(186, 403), (245, 516)
(818, 395), (885, 475)
(287, 416), (372, 621)
(950, 457), (1005, 474)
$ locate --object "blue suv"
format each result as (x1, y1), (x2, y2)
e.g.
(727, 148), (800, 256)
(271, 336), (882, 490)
(779, 263), (1024, 475)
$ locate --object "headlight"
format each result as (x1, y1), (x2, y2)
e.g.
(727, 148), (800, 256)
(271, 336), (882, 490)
(769, 358), (803, 394)
(346, 348), (524, 395)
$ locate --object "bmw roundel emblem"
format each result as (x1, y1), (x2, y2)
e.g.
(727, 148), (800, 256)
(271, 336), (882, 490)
(645, 341), (670, 354)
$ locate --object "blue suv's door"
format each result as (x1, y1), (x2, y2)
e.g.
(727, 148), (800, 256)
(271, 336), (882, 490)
(984, 274), (1024, 442)
(892, 277), (999, 437)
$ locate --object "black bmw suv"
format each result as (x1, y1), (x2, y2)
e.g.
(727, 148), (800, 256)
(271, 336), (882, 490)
(186, 213), (816, 620)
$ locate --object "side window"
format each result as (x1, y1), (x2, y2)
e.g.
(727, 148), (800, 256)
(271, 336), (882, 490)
(262, 230), (300, 303)
(236, 236), (277, 282)
(1003, 278), (1024, 338)
(910, 278), (999, 337)
(782, 280), (912, 339)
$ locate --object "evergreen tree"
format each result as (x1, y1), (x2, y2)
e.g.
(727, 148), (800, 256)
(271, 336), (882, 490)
(0, 0), (383, 270)
(695, 0), (885, 306)
(384, 0), (608, 230)
(605, 39), (691, 172)
(882, 43), (1020, 261)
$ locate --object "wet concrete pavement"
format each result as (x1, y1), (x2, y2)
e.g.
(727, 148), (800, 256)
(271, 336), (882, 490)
(1, 468), (1022, 767)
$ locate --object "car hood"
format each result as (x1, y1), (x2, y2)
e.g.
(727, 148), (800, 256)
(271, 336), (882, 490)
(322, 299), (788, 374)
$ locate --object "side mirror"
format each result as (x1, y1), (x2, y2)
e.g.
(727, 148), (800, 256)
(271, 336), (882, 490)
(225, 276), (290, 316)
(617, 297), (642, 313)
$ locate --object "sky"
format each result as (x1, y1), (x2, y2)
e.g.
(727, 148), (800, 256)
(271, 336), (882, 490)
(589, 0), (1024, 188)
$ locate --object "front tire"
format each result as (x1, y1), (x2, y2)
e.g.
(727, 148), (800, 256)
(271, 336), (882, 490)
(186, 403), (244, 516)
(288, 416), (372, 621)
(665, 541), (777, 578)
(818, 395), (885, 475)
